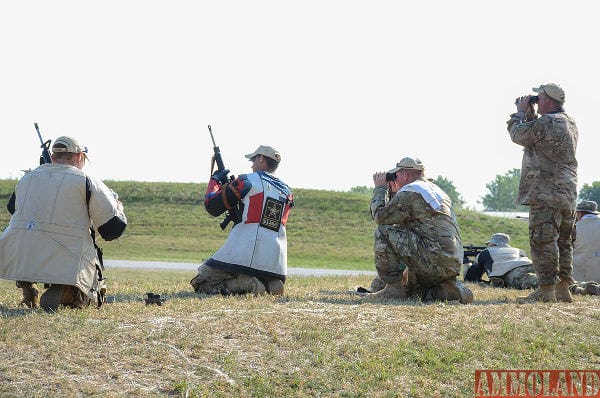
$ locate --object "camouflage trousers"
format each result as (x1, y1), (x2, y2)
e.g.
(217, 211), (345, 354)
(529, 205), (576, 286)
(462, 264), (538, 290)
(190, 263), (283, 295)
(374, 225), (460, 292)
(570, 281), (600, 296)
(502, 264), (538, 290)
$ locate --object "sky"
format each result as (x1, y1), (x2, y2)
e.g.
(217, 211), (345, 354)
(1, 1), (599, 210)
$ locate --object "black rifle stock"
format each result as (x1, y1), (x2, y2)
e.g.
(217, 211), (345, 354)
(208, 124), (237, 229)
(462, 244), (487, 264)
(34, 122), (52, 164)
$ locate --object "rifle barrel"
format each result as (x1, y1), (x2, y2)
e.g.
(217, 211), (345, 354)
(34, 122), (52, 164)
(208, 124), (217, 147)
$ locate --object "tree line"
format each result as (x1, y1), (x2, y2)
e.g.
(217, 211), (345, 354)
(349, 169), (600, 211)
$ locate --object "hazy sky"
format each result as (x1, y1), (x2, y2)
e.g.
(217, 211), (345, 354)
(2, 1), (598, 209)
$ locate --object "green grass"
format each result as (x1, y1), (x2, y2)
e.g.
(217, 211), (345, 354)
(0, 179), (529, 269)
(0, 271), (598, 397)
(0, 180), (598, 397)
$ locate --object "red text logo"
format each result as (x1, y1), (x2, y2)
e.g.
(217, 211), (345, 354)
(475, 370), (600, 398)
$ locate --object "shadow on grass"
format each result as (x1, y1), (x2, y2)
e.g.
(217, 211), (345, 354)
(291, 288), (516, 307)
(106, 290), (198, 304)
(0, 305), (38, 318)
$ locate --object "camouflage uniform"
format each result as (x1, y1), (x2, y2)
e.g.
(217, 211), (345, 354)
(570, 281), (600, 296)
(503, 265), (538, 290)
(507, 108), (578, 287)
(371, 179), (467, 300)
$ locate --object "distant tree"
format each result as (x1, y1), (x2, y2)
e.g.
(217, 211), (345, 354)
(432, 176), (465, 208)
(481, 168), (528, 211)
(349, 186), (371, 195)
(579, 181), (600, 204)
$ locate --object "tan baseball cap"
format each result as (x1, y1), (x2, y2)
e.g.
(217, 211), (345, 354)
(532, 83), (565, 103)
(576, 200), (599, 214)
(245, 145), (281, 162)
(52, 136), (88, 155)
(387, 157), (425, 174)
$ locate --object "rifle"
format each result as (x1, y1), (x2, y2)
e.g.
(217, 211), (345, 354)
(8, 123), (53, 213)
(34, 122), (52, 164)
(208, 124), (237, 230)
(462, 244), (487, 264)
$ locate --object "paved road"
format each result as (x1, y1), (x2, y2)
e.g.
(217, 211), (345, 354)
(104, 259), (376, 277)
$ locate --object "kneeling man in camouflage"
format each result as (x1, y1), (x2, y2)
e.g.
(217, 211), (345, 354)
(368, 157), (473, 304)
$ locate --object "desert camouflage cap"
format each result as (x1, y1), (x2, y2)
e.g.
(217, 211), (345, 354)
(486, 233), (510, 247)
(387, 157), (425, 174)
(576, 200), (599, 214)
(52, 136), (88, 155)
(245, 145), (281, 162)
(533, 83), (565, 103)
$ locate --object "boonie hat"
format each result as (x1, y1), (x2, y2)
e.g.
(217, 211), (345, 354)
(576, 200), (599, 214)
(52, 136), (88, 155)
(387, 157), (425, 174)
(245, 145), (281, 162)
(532, 83), (565, 103)
(486, 233), (510, 247)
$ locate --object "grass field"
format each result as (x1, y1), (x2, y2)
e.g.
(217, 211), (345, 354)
(1, 270), (599, 397)
(1, 179), (598, 397)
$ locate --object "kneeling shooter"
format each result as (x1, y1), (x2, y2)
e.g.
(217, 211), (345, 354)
(191, 140), (294, 296)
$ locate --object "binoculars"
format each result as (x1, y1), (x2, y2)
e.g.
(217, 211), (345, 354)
(515, 95), (538, 105)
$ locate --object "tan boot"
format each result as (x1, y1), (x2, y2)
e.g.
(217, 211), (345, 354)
(555, 280), (573, 303)
(266, 279), (284, 296)
(369, 276), (386, 293)
(18, 282), (40, 309)
(63, 286), (91, 309)
(431, 280), (474, 304)
(517, 284), (556, 303)
(366, 282), (408, 300)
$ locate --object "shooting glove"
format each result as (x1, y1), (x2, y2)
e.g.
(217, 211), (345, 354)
(211, 169), (230, 184)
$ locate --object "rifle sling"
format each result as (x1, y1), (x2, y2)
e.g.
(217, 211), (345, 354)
(221, 188), (232, 209)
(85, 177), (104, 270)
(210, 156), (217, 176)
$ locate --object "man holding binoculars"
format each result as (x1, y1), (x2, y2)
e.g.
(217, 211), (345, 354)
(507, 83), (579, 303)
(367, 157), (473, 303)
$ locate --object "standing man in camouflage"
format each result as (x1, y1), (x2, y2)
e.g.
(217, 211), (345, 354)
(508, 83), (578, 303)
(368, 157), (473, 304)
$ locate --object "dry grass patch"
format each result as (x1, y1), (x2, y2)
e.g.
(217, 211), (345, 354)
(1, 270), (599, 397)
